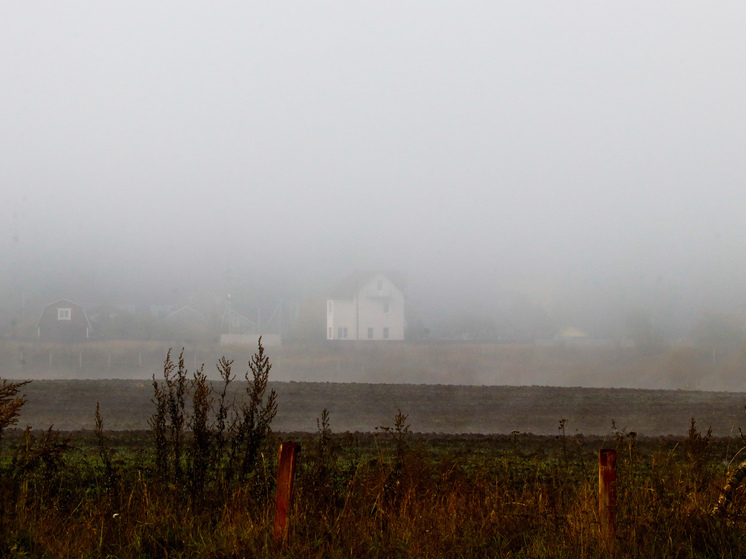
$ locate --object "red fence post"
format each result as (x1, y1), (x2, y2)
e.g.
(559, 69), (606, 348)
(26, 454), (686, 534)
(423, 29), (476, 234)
(599, 448), (617, 544)
(273, 441), (299, 544)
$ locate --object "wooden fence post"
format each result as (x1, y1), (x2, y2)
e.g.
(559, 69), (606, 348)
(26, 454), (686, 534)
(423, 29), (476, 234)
(273, 441), (299, 545)
(599, 448), (616, 543)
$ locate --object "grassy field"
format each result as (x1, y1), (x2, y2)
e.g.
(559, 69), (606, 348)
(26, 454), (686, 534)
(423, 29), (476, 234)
(2, 342), (746, 556)
(0, 415), (745, 557)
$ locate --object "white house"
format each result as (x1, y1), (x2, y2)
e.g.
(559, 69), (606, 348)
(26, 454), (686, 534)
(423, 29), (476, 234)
(326, 271), (406, 340)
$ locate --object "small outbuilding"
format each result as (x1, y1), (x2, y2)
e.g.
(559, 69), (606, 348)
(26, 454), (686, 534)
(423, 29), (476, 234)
(36, 298), (91, 342)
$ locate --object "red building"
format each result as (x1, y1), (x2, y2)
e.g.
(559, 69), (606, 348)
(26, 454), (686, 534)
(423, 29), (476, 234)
(36, 298), (91, 342)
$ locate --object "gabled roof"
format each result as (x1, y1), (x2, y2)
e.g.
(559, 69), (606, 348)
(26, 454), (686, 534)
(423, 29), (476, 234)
(330, 270), (407, 299)
(164, 305), (204, 322)
(36, 298), (91, 328)
(221, 309), (255, 334)
(222, 309), (253, 322)
(150, 304), (177, 317)
(222, 309), (255, 327)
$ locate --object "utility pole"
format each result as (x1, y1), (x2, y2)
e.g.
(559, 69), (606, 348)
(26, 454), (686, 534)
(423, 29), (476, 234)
(227, 293), (232, 334)
(355, 270), (359, 340)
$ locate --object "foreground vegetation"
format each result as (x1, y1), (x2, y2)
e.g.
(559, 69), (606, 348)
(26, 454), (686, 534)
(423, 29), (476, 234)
(1, 343), (746, 557)
(2, 421), (746, 557)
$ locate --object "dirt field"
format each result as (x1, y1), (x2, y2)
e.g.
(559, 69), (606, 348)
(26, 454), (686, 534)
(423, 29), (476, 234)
(15, 379), (746, 436)
(4, 341), (746, 436)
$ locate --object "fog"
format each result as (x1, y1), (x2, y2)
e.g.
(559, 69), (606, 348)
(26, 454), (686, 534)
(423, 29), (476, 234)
(2, 3), (746, 351)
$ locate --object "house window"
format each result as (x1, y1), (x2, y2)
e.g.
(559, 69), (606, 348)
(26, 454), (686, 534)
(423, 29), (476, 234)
(328, 327), (333, 339)
(383, 302), (390, 314)
(58, 308), (72, 321)
(327, 300), (333, 315)
(367, 327), (374, 339)
(338, 327), (348, 339)
(383, 327), (389, 339)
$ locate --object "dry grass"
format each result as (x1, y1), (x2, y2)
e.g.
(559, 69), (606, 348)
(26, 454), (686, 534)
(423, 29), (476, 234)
(0, 421), (744, 557)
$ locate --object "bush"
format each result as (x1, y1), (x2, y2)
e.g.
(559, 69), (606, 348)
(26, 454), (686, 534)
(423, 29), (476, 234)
(149, 337), (278, 506)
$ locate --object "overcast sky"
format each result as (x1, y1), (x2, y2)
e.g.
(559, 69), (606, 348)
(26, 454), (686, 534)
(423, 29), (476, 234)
(2, 2), (746, 332)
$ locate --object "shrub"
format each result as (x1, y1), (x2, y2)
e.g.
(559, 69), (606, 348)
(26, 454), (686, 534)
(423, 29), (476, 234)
(148, 338), (278, 504)
(0, 380), (30, 448)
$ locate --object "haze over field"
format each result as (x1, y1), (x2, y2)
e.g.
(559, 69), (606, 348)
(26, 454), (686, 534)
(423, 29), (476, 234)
(2, 2), (746, 347)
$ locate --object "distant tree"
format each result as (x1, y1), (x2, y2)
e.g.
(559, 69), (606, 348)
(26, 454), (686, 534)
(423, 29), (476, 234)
(625, 309), (666, 353)
(436, 312), (498, 341)
(692, 313), (744, 363)
(283, 296), (325, 343)
(495, 296), (554, 341)
(433, 294), (553, 342)
(404, 316), (430, 341)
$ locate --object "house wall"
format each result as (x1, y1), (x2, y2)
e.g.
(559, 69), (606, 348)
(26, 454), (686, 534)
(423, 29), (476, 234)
(38, 300), (90, 342)
(327, 299), (357, 339)
(327, 273), (405, 340)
